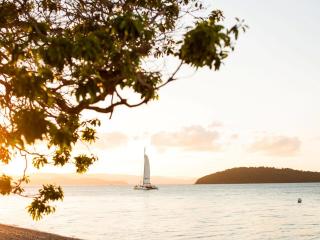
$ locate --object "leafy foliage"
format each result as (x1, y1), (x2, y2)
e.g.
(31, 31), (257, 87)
(0, 175), (12, 195)
(74, 154), (98, 173)
(0, 0), (246, 219)
(27, 185), (64, 220)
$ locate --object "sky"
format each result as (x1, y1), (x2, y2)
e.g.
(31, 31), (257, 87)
(3, 0), (320, 179)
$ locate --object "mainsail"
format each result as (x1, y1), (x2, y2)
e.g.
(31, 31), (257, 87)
(143, 150), (151, 185)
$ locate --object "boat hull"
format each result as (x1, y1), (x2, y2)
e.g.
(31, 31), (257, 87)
(134, 185), (158, 190)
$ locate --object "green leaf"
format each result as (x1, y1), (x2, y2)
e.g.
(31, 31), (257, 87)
(32, 156), (48, 169)
(13, 109), (49, 144)
(27, 184), (63, 220)
(74, 154), (97, 173)
(53, 148), (70, 166)
(0, 175), (12, 195)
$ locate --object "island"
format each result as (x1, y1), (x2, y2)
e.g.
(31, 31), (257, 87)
(195, 167), (320, 184)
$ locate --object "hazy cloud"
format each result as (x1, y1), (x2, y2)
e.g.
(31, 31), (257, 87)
(230, 133), (239, 140)
(249, 135), (301, 157)
(151, 125), (221, 152)
(94, 132), (128, 149)
(209, 121), (223, 128)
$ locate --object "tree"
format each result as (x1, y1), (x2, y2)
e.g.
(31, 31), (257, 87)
(0, 0), (247, 219)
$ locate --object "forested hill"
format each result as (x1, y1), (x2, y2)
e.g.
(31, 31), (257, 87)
(195, 167), (320, 184)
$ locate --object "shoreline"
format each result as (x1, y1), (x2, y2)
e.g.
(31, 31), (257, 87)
(0, 224), (81, 240)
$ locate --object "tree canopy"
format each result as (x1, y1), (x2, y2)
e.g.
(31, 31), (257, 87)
(0, 0), (246, 219)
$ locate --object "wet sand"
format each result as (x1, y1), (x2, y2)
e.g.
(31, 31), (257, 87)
(0, 224), (81, 240)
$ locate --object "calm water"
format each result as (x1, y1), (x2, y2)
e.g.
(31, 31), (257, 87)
(0, 184), (319, 239)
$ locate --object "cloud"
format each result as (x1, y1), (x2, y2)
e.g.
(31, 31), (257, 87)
(230, 133), (239, 140)
(249, 135), (301, 157)
(151, 125), (221, 152)
(209, 121), (223, 128)
(94, 132), (128, 149)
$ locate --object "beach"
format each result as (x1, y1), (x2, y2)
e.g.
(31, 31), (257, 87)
(0, 224), (80, 240)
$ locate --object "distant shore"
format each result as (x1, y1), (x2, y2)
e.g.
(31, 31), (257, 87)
(196, 167), (320, 184)
(0, 224), (80, 240)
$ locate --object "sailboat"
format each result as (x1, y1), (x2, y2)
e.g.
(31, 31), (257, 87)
(134, 148), (158, 190)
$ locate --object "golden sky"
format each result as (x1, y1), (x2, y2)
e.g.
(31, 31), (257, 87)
(3, 0), (320, 178)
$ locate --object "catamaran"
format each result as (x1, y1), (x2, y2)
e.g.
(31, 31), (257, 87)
(134, 148), (158, 190)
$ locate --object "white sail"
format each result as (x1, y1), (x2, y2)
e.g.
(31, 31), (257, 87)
(143, 151), (151, 185)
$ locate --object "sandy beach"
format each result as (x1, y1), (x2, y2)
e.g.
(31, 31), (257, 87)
(0, 224), (81, 240)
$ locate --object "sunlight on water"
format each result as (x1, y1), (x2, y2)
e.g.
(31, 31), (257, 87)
(0, 184), (320, 239)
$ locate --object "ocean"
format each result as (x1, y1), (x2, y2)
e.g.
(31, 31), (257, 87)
(0, 183), (319, 239)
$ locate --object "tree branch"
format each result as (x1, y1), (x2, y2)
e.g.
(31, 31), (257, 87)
(156, 61), (183, 89)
